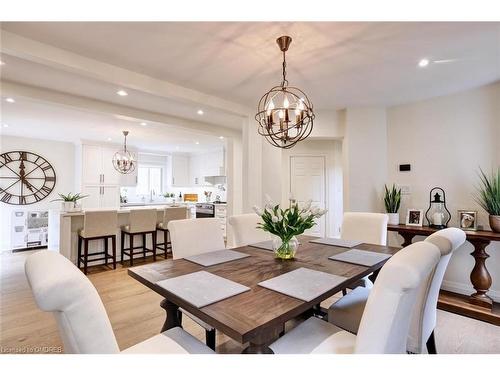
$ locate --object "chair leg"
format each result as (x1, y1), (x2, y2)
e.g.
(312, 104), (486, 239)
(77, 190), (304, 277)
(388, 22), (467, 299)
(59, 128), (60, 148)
(205, 328), (216, 351)
(111, 235), (117, 269)
(426, 330), (437, 354)
(342, 289), (347, 296)
(152, 232), (157, 262)
(142, 233), (146, 259)
(129, 234), (134, 266)
(120, 231), (125, 265)
(77, 236), (82, 269)
(83, 239), (89, 275)
(166, 229), (171, 258)
(104, 236), (109, 266)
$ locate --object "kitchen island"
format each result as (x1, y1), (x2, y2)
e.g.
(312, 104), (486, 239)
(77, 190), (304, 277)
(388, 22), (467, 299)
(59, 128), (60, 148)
(48, 205), (189, 264)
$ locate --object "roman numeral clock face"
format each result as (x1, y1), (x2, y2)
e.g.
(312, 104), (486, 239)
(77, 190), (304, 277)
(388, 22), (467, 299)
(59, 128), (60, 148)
(0, 151), (57, 205)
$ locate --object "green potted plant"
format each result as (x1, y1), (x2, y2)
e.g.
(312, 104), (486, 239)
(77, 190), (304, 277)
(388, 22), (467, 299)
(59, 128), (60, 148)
(384, 184), (401, 225)
(253, 194), (327, 260)
(52, 192), (88, 212)
(475, 168), (500, 232)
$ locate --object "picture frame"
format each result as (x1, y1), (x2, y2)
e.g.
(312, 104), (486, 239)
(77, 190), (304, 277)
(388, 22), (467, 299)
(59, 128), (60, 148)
(458, 210), (478, 231)
(406, 209), (424, 227)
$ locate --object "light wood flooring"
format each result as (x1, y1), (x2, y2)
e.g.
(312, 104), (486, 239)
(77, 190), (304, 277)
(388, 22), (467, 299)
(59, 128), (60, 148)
(1, 249), (499, 354)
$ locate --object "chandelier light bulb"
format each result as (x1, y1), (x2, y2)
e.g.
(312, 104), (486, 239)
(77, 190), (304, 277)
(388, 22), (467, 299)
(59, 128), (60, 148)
(267, 99), (275, 114)
(283, 96), (289, 108)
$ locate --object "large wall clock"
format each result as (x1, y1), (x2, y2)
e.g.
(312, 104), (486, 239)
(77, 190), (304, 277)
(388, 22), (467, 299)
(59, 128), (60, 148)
(0, 151), (57, 205)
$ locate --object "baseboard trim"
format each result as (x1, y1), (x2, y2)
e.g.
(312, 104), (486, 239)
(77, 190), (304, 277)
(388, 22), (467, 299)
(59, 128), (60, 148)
(442, 280), (500, 302)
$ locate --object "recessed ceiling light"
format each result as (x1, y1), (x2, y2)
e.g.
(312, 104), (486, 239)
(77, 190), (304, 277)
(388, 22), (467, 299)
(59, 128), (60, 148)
(107, 137), (112, 141)
(140, 122), (147, 126)
(197, 109), (204, 115)
(116, 90), (128, 96)
(418, 59), (430, 68)
(219, 136), (224, 140)
(0, 61), (5, 66)
(195, 141), (200, 145)
(5, 97), (15, 103)
(3, 124), (8, 128)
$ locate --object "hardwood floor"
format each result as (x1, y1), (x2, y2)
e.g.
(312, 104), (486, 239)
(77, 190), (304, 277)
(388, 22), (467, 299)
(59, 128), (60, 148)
(1, 249), (499, 354)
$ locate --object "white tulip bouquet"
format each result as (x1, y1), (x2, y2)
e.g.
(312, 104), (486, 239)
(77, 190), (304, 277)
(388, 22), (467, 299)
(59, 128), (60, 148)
(253, 194), (327, 259)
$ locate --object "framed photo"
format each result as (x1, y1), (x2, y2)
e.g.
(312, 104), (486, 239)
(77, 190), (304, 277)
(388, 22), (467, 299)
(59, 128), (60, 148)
(458, 210), (478, 231)
(406, 209), (424, 227)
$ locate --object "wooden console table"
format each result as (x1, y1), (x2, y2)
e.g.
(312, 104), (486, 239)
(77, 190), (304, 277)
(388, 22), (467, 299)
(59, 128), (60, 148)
(388, 224), (500, 311)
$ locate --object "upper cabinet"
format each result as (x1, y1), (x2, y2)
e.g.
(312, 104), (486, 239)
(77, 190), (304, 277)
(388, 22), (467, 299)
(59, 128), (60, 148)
(82, 144), (121, 185)
(171, 154), (190, 187)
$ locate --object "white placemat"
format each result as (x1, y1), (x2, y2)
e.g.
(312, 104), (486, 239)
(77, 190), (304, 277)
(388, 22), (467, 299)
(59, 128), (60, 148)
(309, 237), (363, 248)
(156, 271), (250, 308)
(328, 249), (391, 267)
(248, 240), (274, 251)
(258, 267), (347, 302)
(185, 249), (250, 267)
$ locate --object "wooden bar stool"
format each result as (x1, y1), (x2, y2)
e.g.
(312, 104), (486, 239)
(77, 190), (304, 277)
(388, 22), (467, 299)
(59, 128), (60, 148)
(77, 211), (117, 275)
(121, 209), (157, 266)
(156, 206), (189, 258)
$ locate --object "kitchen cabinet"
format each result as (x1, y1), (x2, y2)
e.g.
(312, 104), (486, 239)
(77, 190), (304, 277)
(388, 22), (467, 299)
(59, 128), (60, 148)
(119, 150), (139, 187)
(215, 204), (227, 238)
(81, 185), (120, 209)
(171, 154), (190, 187)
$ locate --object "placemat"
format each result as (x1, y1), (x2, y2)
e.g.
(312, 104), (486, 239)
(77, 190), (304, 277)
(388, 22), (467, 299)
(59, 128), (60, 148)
(156, 271), (250, 308)
(258, 267), (347, 302)
(328, 249), (391, 267)
(248, 240), (274, 251)
(185, 249), (250, 267)
(309, 237), (363, 248)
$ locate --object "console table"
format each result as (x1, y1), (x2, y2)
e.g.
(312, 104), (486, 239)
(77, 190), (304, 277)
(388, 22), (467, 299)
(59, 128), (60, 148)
(388, 224), (500, 311)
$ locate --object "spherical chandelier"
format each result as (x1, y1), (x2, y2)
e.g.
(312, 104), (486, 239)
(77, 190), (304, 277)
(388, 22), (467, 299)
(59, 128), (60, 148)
(255, 35), (315, 149)
(112, 130), (136, 174)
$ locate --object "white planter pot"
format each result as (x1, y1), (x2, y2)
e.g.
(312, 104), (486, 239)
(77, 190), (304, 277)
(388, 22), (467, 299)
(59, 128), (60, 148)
(61, 201), (75, 212)
(387, 213), (400, 225)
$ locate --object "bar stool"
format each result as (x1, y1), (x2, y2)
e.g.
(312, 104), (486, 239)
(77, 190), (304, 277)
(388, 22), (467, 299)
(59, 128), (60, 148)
(121, 209), (158, 266)
(156, 206), (189, 258)
(77, 211), (118, 275)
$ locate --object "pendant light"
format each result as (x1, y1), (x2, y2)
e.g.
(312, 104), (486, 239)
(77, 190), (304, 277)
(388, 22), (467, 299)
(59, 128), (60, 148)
(255, 36), (315, 149)
(112, 131), (136, 174)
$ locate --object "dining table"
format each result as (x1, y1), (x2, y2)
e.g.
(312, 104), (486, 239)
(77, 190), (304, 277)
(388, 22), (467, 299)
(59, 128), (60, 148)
(127, 235), (400, 353)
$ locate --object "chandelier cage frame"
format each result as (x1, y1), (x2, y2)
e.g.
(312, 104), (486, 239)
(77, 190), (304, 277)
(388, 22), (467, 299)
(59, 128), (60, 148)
(112, 130), (136, 175)
(255, 36), (315, 149)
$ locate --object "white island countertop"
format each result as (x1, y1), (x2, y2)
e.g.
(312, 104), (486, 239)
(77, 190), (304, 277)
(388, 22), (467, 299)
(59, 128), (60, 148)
(60, 204), (188, 217)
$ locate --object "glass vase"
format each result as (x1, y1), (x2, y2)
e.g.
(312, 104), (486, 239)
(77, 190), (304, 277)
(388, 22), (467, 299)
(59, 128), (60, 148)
(272, 236), (299, 260)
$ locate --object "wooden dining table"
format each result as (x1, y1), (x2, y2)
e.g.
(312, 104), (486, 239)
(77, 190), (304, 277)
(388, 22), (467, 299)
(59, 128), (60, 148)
(127, 235), (400, 353)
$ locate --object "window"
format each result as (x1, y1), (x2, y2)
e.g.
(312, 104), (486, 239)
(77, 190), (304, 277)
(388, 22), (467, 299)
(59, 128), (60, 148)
(136, 166), (163, 195)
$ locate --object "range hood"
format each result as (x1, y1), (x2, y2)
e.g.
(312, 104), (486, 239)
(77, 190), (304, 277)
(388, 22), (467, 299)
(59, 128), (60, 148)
(204, 175), (226, 185)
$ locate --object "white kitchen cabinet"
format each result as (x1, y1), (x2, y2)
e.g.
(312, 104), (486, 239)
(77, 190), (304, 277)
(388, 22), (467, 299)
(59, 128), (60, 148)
(101, 147), (121, 185)
(119, 150), (139, 187)
(172, 154), (190, 187)
(189, 154), (203, 186)
(215, 204), (227, 238)
(101, 186), (120, 208)
(81, 185), (120, 209)
(82, 144), (121, 185)
(81, 186), (101, 209)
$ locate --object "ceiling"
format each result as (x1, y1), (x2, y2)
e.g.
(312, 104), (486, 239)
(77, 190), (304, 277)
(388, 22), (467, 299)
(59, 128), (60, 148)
(2, 22), (499, 109)
(0, 98), (225, 154)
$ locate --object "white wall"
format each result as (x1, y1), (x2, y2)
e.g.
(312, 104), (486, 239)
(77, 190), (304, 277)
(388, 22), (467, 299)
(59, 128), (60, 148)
(0, 135), (75, 251)
(387, 82), (500, 300)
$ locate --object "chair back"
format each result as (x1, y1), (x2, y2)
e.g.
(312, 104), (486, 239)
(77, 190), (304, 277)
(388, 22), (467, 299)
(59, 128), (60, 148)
(228, 213), (271, 247)
(128, 209), (157, 233)
(354, 241), (440, 353)
(82, 211), (117, 238)
(25, 251), (119, 353)
(340, 212), (388, 245)
(168, 218), (225, 259)
(404, 227), (466, 353)
(161, 207), (189, 226)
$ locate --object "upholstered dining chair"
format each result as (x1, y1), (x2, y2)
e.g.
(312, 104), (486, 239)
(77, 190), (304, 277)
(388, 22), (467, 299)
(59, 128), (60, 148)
(340, 212), (389, 291)
(269, 241), (441, 354)
(156, 206), (189, 258)
(328, 227), (466, 354)
(228, 213), (271, 247)
(24, 251), (213, 354)
(167, 217), (226, 350)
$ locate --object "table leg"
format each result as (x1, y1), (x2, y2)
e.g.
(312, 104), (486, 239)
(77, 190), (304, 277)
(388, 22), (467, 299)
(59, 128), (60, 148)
(468, 239), (493, 308)
(241, 324), (283, 354)
(242, 343), (274, 354)
(399, 232), (416, 247)
(160, 299), (181, 332)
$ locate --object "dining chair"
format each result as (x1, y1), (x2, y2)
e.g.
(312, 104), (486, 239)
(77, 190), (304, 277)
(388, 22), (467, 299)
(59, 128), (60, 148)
(77, 211), (118, 274)
(156, 206), (189, 258)
(121, 209), (158, 266)
(269, 241), (441, 354)
(24, 251), (213, 354)
(340, 212), (389, 291)
(228, 213), (271, 247)
(167, 217), (226, 350)
(328, 227), (466, 354)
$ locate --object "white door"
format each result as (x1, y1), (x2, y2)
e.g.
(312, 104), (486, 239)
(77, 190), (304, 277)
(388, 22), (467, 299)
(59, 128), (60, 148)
(290, 156), (326, 237)
(82, 145), (103, 185)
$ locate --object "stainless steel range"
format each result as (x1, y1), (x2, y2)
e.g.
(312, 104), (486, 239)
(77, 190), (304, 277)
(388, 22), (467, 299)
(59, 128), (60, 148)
(195, 203), (215, 218)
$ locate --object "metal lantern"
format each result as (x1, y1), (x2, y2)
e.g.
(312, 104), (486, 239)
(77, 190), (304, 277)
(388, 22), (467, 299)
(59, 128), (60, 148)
(112, 131), (136, 174)
(255, 35), (315, 149)
(425, 187), (451, 229)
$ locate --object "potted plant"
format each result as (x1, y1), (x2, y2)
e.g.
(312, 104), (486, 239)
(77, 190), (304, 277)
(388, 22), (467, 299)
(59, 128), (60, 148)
(384, 184), (401, 225)
(253, 194), (327, 260)
(52, 193), (88, 212)
(475, 168), (500, 232)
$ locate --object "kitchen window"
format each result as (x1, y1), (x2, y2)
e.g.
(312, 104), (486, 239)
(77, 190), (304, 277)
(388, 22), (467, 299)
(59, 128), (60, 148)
(136, 166), (163, 195)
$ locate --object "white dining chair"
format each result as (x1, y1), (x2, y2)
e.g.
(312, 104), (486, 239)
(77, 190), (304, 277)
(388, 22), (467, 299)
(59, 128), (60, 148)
(328, 227), (466, 354)
(24, 251), (213, 354)
(269, 241), (441, 354)
(340, 212), (389, 291)
(228, 213), (271, 247)
(167, 217), (226, 350)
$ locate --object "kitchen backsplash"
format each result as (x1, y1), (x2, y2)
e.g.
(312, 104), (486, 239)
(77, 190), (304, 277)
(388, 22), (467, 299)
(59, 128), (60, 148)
(121, 185), (226, 204)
